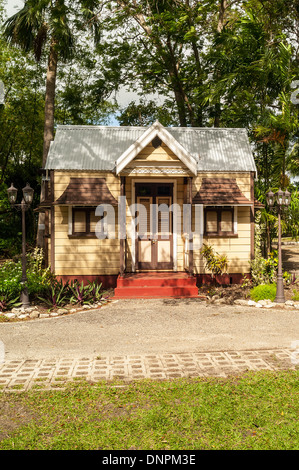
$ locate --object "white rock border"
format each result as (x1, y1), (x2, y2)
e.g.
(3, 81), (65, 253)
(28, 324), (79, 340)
(234, 298), (299, 309)
(0, 300), (110, 321)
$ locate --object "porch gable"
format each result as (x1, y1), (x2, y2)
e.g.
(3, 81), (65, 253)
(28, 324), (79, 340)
(115, 121), (198, 176)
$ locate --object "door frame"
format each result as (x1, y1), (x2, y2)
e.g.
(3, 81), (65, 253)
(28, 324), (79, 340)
(136, 188), (173, 271)
(131, 178), (178, 272)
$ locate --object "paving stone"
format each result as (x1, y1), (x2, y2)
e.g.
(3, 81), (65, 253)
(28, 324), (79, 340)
(0, 348), (297, 391)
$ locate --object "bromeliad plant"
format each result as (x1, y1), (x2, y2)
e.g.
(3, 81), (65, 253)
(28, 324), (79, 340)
(87, 281), (109, 305)
(69, 280), (109, 306)
(0, 293), (22, 312)
(37, 279), (71, 310)
(69, 280), (92, 306)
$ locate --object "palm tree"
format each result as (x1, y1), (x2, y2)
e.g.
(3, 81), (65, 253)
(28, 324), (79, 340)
(3, 0), (100, 246)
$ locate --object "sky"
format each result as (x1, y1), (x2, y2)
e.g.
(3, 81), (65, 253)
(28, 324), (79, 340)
(5, 0), (23, 17)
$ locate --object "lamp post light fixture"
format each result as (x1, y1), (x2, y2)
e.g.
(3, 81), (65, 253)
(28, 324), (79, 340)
(266, 188), (291, 303)
(7, 183), (34, 308)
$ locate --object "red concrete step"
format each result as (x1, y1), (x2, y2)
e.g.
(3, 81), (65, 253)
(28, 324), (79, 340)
(114, 273), (199, 298)
(114, 285), (199, 299)
(117, 274), (197, 288)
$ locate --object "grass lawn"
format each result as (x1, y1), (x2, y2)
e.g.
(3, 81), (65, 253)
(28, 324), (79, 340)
(0, 370), (298, 450)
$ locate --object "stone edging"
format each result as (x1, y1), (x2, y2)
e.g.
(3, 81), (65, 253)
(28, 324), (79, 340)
(0, 301), (108, 321)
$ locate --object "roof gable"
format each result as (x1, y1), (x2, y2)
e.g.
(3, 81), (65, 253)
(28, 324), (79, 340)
(115, 121), (197, 175)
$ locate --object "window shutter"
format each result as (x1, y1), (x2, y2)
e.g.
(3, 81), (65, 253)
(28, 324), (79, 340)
(73, 211), (86, 233)
(206, 210), (217, 233)
(157, 197), (171, 234)
(138, 197), (151, 235)
(90, 210), (100, 233)
(221, 210), (233, 232)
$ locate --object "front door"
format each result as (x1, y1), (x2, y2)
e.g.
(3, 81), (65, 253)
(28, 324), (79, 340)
(135, 183), (173, 270)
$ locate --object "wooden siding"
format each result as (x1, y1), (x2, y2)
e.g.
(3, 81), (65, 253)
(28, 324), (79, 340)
(51, 166), (252, 276)
(130, 142), (180, 162)
(193, 206), (252, 274)
(53, 171), (120, 276)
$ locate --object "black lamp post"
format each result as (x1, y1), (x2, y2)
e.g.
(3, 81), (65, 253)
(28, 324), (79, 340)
(7, 183), (34, 308)
(266, 188), (291, 303)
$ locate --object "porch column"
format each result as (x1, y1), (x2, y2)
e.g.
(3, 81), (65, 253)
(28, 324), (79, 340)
(119, 176), (126, 277)
(188, 177), (194, 276)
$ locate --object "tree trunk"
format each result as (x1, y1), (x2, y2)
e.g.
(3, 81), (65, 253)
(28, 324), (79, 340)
(37, 39), (58, 248)
(217, 0), (228, 33)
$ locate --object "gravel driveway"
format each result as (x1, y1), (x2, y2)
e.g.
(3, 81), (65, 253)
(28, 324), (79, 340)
(0, 298), (298, 361)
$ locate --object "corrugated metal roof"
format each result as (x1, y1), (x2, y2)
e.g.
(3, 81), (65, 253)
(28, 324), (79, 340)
(45, 124), (257, 174)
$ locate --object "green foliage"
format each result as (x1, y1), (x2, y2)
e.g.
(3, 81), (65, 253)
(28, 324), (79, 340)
(250, 284), (277, 302)
(282, 190), (299, 240)
(0, 259), (22, 299)
(0, 293), (21, 312)
(250, 212), (278, 285)
(26, 248), (54, 297)
(200, 244), (228, 278)
(87, 281), (107, 304)
(0, 248), (53, 306)
(0, 370), (298, 450)
(291, 289), (299, 302)
(37, 279), (71, 309)
(37, 278), (108, 309)
(1, 0), (299, 264)
(69, 279), (108, 306)
(0, 244), (108, 311)
(117, 99), (177, 127)
(69, 280), (93, 306)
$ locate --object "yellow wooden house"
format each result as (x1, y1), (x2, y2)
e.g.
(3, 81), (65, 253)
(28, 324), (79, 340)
(40, 121), (258, 297)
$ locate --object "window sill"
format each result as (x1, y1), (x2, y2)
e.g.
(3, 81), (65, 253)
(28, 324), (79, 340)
(204, 233), (238, 238)
(68, 234), (98, 239)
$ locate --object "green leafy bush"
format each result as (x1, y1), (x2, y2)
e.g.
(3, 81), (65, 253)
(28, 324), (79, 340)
(200, 244), (228, 278)
(0, 249), (109, 311)
(37, 278), (109, 309)
(291, 289), (299, 301)
(69, 280), (108, 306)
(0, 293), (22, 312)
(250, 212), (278, 285)
(0, 259), (22, 299)
(0, 248), (54, 306)
(26, 248), (54, 297)
(250, 284), (277, 302)
(37, 279), (71, 309)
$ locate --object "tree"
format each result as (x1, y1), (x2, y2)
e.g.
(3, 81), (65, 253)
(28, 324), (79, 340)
(100, 0), (218, 127)
(117, 99), (177, 126)
(3, 0), (101, 246)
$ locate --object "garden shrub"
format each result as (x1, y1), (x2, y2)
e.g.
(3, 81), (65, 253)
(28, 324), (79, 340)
(250, 212), (278, 285)
(291, 289), (299, 302)
(250, 284), (277, 302)
(0, 249), (109, 312)
(0, 248), (54, 310)
(200, 244), (228, 280)
(0, 259), (22, 299)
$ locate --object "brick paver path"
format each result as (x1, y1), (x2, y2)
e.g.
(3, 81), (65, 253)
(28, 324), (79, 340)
(0, 348), (297, 392)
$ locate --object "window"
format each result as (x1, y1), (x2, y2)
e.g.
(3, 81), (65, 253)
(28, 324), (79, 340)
(204, 207), (235, 236)
(71, 208), (101, 237)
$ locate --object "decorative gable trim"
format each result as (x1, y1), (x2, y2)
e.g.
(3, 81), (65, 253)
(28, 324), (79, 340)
(115, 121), (197, 175)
